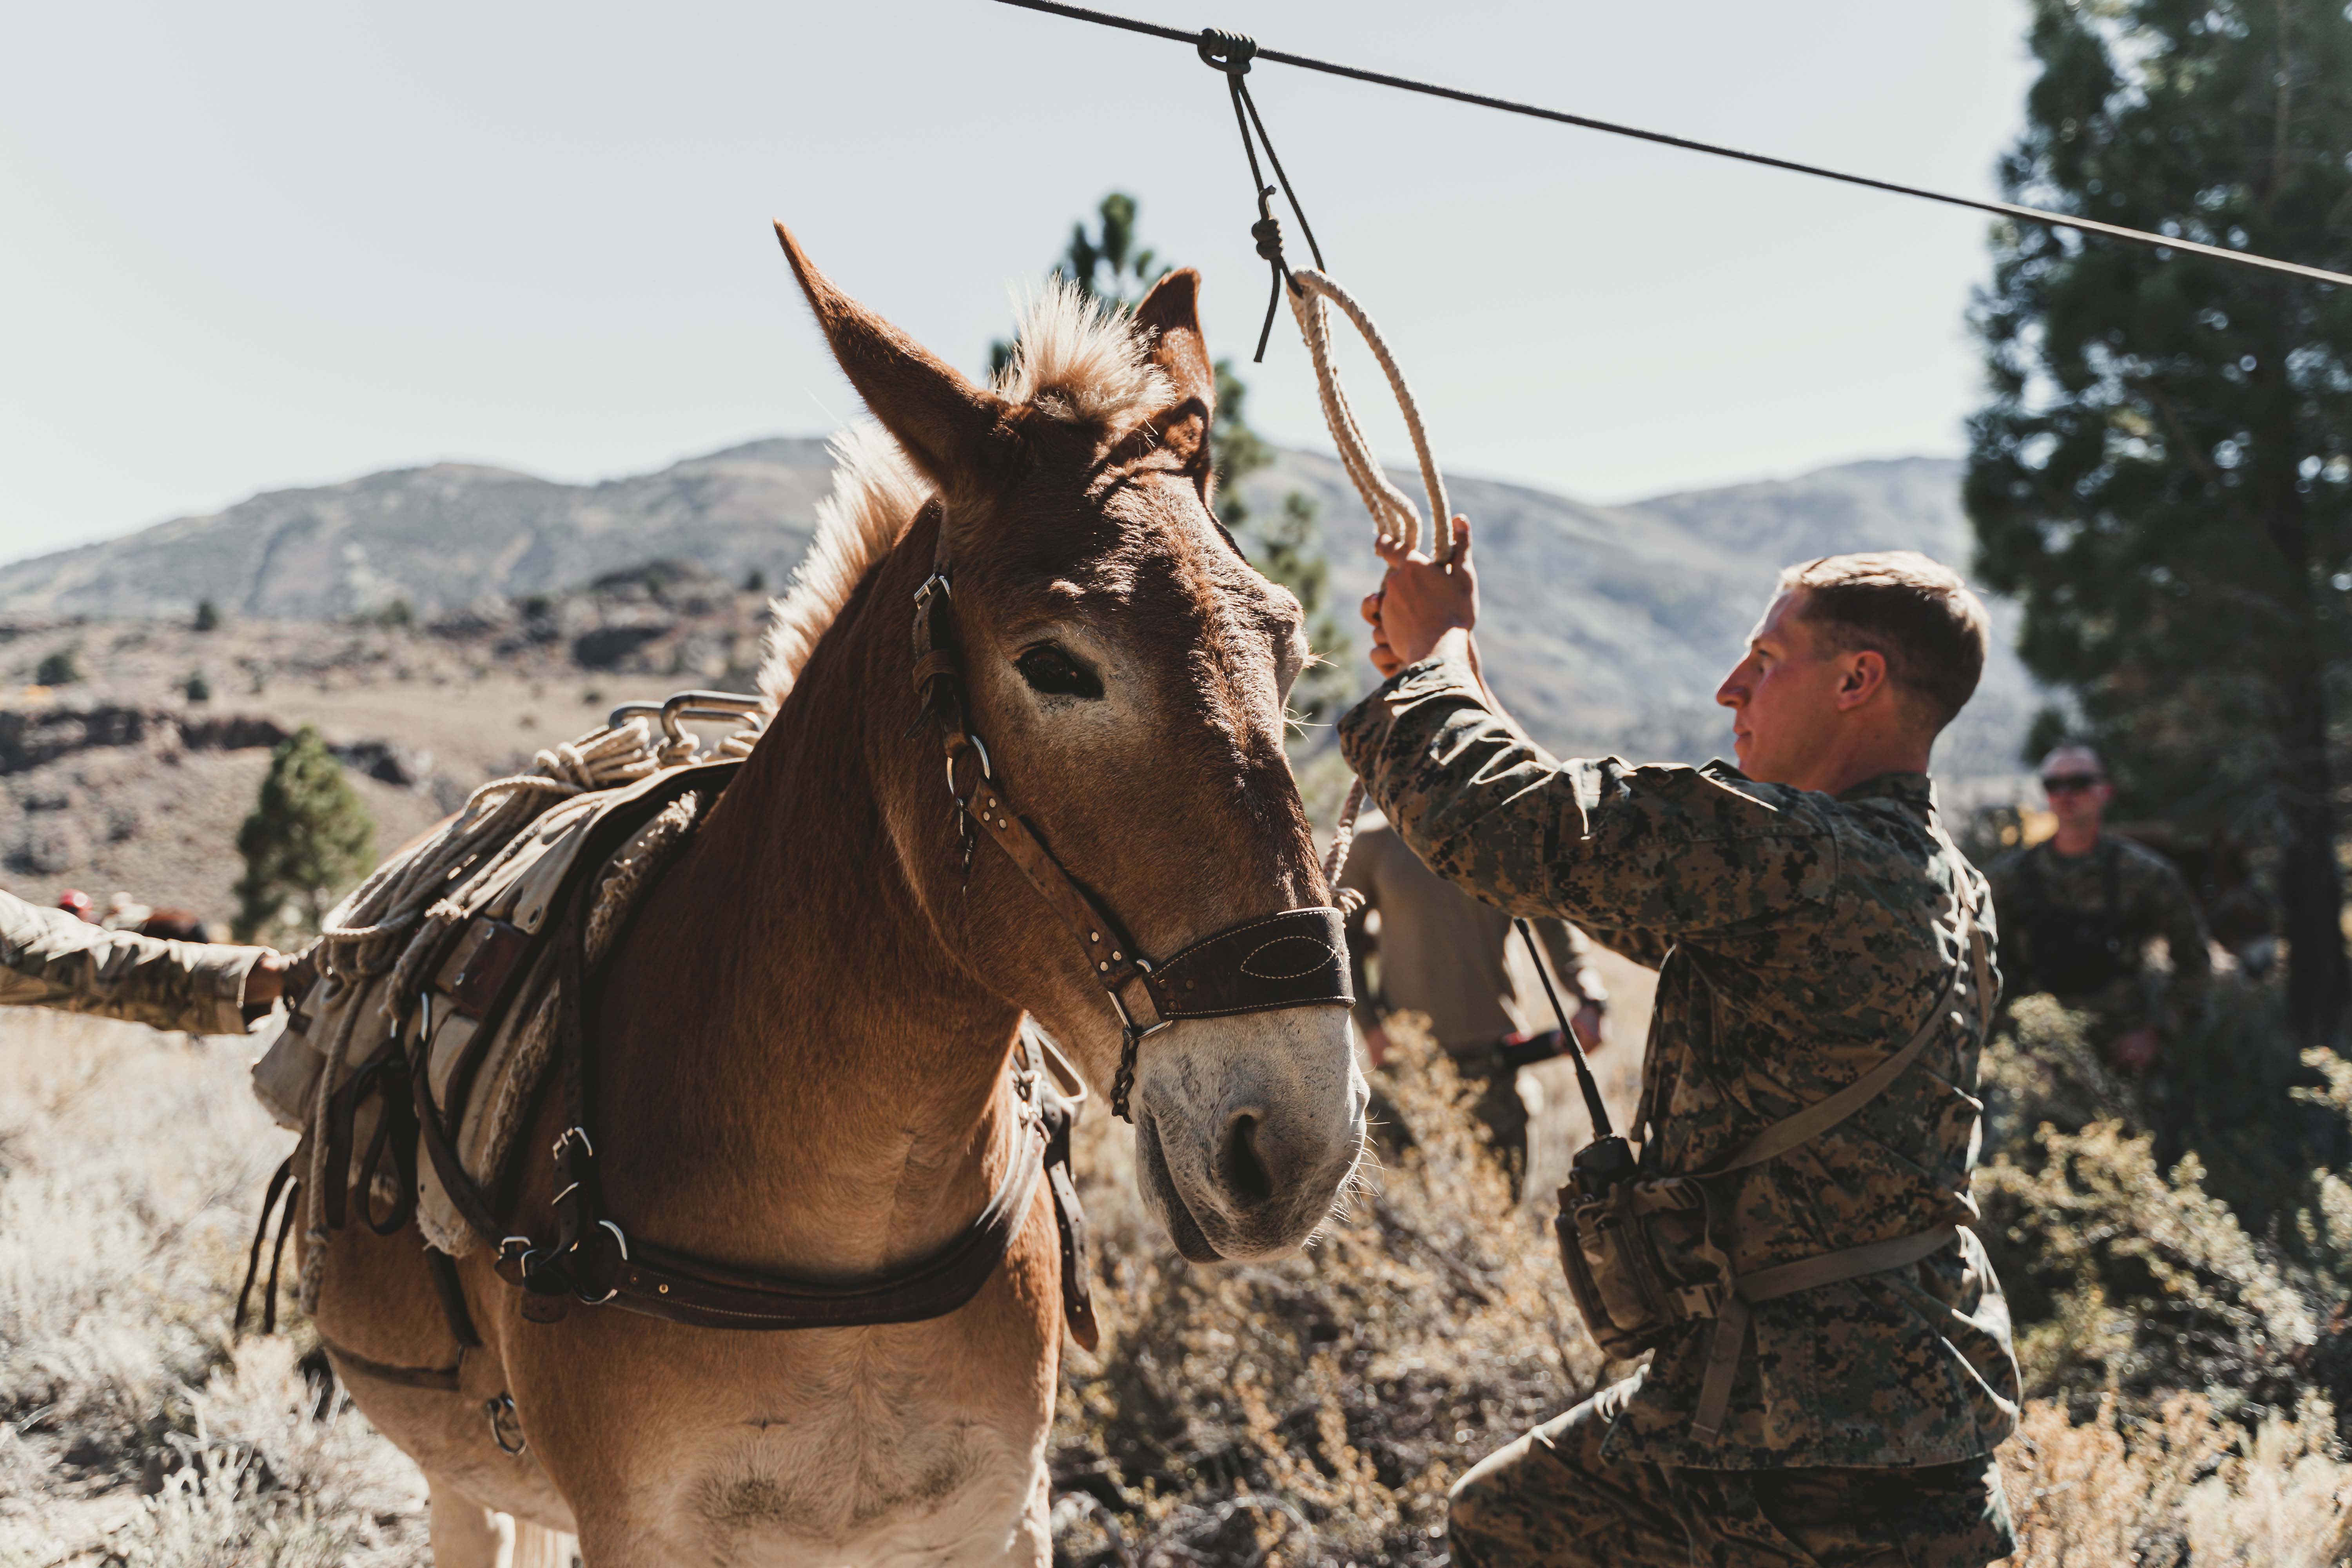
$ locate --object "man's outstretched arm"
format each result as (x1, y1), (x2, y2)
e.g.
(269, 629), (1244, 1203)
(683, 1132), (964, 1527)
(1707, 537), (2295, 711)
(1, 889), (284, 1034)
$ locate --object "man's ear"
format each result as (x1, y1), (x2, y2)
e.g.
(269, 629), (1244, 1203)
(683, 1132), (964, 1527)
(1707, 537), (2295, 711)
(1836, 648), (1890, 711)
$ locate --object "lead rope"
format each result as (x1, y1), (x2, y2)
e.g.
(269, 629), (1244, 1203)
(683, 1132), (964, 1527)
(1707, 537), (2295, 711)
(1198, 29), (1453, 905)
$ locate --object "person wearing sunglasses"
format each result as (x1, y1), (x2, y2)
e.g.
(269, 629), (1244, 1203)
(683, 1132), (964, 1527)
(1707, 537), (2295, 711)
(1985, 745), (2211, 1073)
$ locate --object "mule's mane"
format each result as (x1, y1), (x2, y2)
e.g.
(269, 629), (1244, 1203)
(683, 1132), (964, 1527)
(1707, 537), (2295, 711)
(756, 281), (1175, 711)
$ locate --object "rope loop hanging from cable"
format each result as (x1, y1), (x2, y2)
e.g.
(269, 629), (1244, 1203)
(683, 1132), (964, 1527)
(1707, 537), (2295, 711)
(1199, 28), (1326, 363)
(1187, 34), (1458, 894)
(1195, 31), (1448, 563)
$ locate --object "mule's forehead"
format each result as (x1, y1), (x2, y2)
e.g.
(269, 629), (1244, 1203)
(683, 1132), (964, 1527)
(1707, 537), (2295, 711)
(992, 494), (1295, 644)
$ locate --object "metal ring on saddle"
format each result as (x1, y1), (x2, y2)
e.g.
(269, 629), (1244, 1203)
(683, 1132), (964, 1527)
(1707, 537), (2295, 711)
(485, 1392), (528, 1456)
(607, 690), (766, 747)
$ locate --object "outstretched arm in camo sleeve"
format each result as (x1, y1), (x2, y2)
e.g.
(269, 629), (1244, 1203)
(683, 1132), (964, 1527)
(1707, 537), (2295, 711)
(0, 889), (284, 1035)
(1338, 661), (1835, 946)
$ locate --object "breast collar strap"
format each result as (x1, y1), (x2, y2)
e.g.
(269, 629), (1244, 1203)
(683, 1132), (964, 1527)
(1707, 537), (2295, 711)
(908, 499), (1352, 1121)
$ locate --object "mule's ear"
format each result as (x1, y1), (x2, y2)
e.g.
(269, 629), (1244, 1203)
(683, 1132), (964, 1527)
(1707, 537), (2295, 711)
(1135, 268), (1214, 412)
(773, 220), (1013, 492)
(1134, 268), (1214, 477)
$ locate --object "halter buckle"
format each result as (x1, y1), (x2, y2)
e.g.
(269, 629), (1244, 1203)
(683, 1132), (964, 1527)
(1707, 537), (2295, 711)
(914, 571), (953, 614)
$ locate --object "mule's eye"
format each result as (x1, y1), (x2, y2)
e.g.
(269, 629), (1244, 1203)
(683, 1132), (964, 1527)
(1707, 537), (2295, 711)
(1016, 644), (1103, 699)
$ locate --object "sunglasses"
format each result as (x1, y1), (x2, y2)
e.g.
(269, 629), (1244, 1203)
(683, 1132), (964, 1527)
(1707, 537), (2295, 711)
(2040, 774), (2105, 794)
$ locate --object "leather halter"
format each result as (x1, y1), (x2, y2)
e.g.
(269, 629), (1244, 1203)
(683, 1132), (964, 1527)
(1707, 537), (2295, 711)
(907, 497), (1354, 1121)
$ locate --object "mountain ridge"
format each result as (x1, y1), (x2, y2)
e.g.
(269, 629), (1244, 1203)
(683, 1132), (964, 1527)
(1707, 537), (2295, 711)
(0, 442), (2031, 775)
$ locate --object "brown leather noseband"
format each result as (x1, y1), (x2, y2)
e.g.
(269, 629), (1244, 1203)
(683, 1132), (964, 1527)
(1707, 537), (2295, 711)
(909, 499), (1354, 1120)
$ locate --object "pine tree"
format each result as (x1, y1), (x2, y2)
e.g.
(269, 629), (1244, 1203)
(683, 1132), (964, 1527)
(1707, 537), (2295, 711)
(1966, 0), (2352, 1042)
(232, 726), (375, 942)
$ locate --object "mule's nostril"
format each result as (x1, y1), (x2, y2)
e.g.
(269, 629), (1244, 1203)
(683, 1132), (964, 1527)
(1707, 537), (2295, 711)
(1222, 1111), (1276, 1210)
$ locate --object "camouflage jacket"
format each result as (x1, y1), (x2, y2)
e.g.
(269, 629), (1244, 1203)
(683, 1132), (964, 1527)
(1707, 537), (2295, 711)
(1339, 658), (2020, 1470)
(1, 889), (263, 1035)
(1985, 835), (2211, 1034)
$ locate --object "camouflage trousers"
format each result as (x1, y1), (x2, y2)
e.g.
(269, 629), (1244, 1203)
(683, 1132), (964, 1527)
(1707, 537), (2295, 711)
(1448, 1381), (2016, 1567)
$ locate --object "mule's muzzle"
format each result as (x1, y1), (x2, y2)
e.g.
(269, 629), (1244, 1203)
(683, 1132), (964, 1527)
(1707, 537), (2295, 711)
(1134, 1009), (1367, 1263)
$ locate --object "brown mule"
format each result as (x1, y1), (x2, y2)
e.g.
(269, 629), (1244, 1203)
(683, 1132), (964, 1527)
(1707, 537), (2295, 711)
(305, 226), (1369, 1565)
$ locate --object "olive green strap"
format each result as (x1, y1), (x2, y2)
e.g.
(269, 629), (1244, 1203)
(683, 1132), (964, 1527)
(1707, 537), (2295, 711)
(1689, 1223), (1962, 1443)
(1715, 915), (1989, 1176)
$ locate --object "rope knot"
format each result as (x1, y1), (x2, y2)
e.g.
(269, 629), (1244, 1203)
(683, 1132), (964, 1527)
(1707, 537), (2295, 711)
(1249, 213), (1285, 266)
(1196, 27), (1254, 74)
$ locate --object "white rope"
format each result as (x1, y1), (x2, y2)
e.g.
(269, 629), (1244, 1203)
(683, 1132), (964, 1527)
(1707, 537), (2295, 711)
(1279, 268), (1451, 903)
(1284, 269), (1452, 564)
(302, 717), (665, 1017)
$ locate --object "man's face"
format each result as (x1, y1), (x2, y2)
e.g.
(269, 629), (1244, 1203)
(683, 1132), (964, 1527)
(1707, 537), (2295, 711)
(1714, 592), (1851, 786)
(2039, 746), (2112, 837)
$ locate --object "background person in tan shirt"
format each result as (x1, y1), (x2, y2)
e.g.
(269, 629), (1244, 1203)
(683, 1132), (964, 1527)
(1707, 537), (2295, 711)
(1342, 813), (1606, 1193)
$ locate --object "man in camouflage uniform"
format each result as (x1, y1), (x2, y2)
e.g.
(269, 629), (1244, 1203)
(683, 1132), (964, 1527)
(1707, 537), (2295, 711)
(2, 886), (287, 1034)
(1986, 744), (2210, 1072)
(1348, 528), (2020, 1565)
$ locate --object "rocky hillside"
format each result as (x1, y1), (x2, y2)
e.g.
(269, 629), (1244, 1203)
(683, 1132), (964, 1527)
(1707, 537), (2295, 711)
(1255, 452), (2030, 781)
(0, 438), (838, 624)
(0, 440), (2029, 774)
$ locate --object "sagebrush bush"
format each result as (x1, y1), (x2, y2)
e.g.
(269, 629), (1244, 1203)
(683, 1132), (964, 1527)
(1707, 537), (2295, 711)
(0, 1012), (426, 1566)
(1053, 1017), (1607, 1567)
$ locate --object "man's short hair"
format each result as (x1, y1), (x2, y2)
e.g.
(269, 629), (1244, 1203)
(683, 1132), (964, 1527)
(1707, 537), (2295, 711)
(1775, 551), (1989, 730)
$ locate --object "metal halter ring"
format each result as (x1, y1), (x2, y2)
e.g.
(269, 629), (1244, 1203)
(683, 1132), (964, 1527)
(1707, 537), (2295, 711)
(945, 733), (993, 803)
(577, 1220), (630, 1307)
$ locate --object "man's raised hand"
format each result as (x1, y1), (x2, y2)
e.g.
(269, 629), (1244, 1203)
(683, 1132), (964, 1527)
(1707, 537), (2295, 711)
(1365, 515), (1478, 673)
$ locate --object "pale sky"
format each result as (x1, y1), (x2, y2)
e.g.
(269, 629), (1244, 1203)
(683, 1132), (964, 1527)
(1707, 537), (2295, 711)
(2, 0), (2038, 565)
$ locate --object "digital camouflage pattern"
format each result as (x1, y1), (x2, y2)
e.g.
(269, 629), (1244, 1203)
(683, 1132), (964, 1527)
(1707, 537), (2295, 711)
(1984, 833), (2211, 1037)
(1338, 657), (2020, 1470)
(1447, 1379), (2016, 1567)
(0, 887), (262, 1035)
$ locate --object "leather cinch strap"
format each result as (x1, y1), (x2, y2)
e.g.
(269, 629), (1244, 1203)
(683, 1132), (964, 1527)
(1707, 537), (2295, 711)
(1685, 894), (1993, 1445)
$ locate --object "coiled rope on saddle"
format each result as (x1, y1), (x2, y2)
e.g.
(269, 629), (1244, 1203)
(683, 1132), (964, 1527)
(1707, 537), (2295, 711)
(290, 713), (739, 1308)
(1198, 28), (1452, 905)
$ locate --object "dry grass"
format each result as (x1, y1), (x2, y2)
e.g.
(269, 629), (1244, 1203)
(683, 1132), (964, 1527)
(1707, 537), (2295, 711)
(1054, 1019), (1612, 1567)
(3, 997), (2348, 1564)
(0, 1010), (425, 1567)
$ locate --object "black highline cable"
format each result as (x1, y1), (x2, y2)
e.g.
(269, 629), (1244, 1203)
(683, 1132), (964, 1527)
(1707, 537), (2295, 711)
(1200, 28), (1324, 360)
(991, 0), (2352, 292)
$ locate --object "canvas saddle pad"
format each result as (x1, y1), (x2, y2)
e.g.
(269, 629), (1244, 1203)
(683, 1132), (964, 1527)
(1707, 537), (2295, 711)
(252, 761), (721, 1256)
